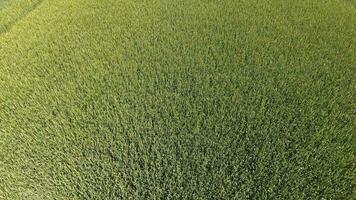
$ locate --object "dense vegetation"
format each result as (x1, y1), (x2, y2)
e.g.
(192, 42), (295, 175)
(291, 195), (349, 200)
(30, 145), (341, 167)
(0, 0), (355, 199)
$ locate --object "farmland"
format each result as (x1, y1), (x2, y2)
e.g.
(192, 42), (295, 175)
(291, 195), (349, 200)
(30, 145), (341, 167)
(0, 0), (355, 199)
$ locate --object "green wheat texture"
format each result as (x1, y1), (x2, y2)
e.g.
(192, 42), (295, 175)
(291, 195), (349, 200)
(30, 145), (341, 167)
(0, 0), (355, 199)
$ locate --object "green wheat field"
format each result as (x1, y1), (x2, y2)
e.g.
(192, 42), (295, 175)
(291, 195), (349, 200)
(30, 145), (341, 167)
(0, 0), (355, 199)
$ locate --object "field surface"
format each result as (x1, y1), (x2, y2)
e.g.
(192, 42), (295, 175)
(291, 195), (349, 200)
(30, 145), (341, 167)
(0, 0), (11, 9)
(0, 0), (355, 199)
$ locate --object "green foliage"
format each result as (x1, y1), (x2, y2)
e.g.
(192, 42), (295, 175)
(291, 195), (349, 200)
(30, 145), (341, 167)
(0, 0), (43, 33)
(0, 0), (355, 199)
(0, 0), (15, 10)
